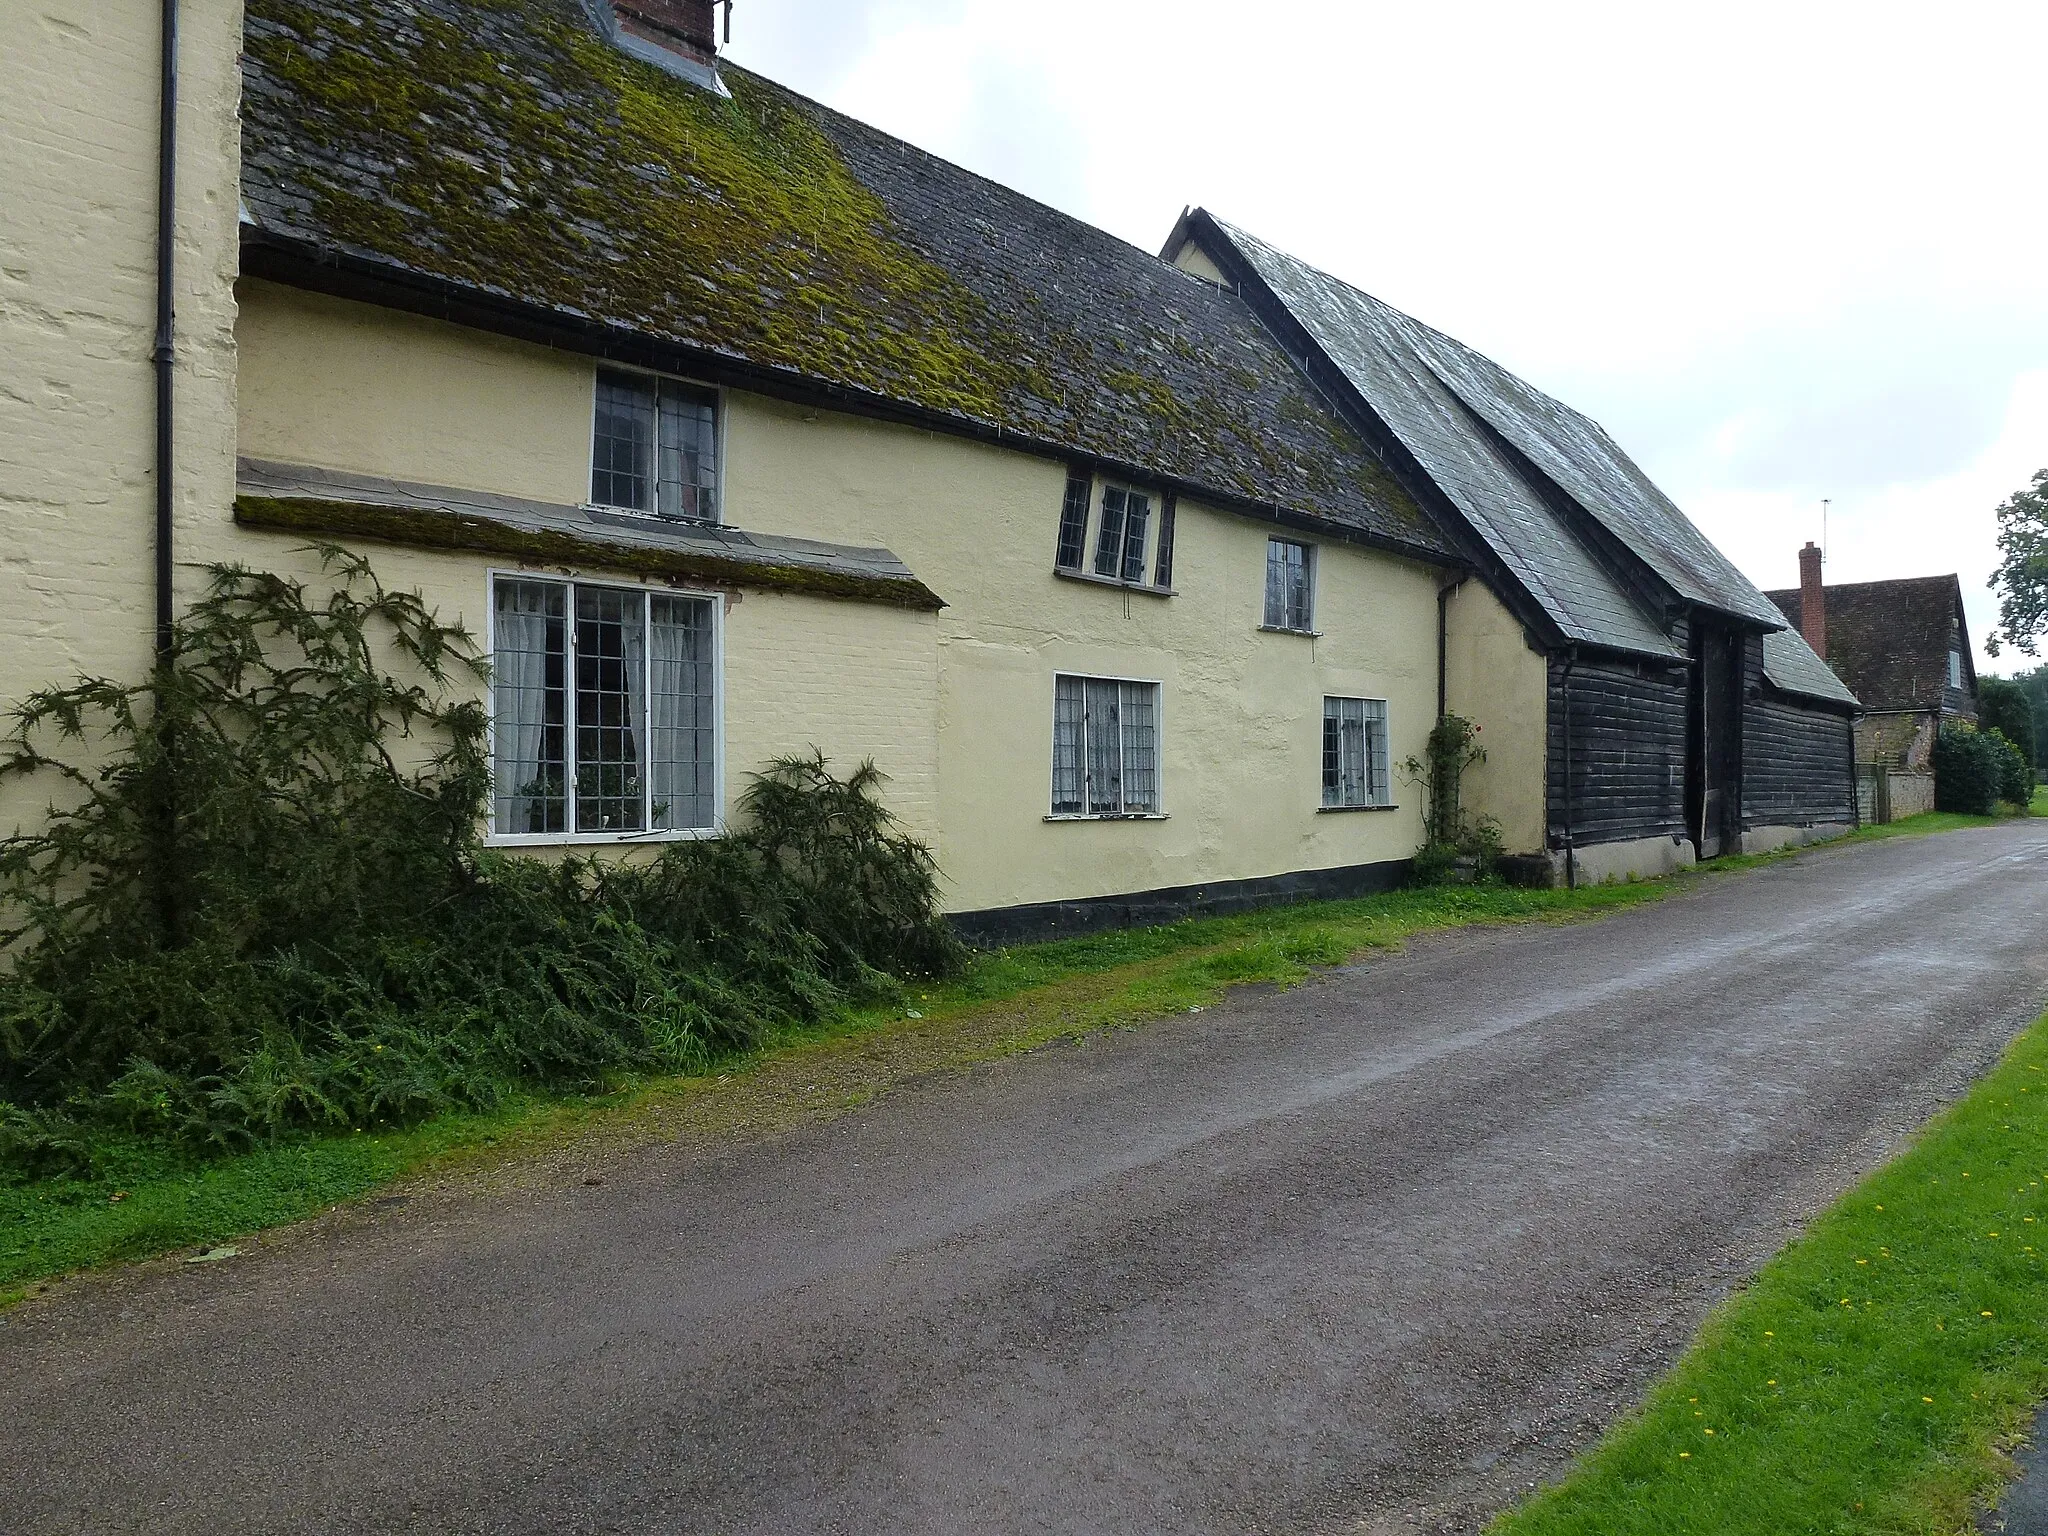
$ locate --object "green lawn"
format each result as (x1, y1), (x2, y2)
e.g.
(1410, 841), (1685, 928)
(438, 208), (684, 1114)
(1491, 1008), (2048, 1536)
(0, 806), (2024, 1309)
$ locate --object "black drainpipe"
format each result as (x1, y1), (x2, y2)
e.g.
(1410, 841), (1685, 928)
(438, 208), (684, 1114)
(1435, 577), (1460, 719)
(154, 0), (179, 662)
(1559, 648), (1579, 890)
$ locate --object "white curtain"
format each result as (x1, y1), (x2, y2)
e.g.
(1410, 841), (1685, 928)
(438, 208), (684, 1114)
(492, 595), (551, 834)
(621, 592), (647, 830)
(1084, 678), (1122, 813)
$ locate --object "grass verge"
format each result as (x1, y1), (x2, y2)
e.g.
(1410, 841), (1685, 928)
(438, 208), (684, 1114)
(2, 881), (1664, 1306)
(0, 806), (2024, 1310)
(1490, 1006), (2048, 1536)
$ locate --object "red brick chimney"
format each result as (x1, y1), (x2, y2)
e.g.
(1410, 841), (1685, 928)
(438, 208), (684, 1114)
(613, 0), (721, 64)
(1798, 541), (1826, 659)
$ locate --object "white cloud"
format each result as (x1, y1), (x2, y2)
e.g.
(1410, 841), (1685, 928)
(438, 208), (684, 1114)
(1690, 369), (2048, 675)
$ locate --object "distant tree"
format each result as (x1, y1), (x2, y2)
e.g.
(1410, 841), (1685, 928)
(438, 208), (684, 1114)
(1933, 721), (2030, 814)
(1979, 677), (2038, 787)
(1987, 468), (2048, 658)
(2016, 666), (2048, 767)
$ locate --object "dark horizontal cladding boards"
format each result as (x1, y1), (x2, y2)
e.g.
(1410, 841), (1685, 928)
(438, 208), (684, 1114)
(1548, 655), (1688, 846)
(1744, 696), (1856, 828)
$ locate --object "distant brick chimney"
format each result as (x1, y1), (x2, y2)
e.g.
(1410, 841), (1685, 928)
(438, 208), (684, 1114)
(613, 0), (719, 63)
(1798, 541), (1826, 659)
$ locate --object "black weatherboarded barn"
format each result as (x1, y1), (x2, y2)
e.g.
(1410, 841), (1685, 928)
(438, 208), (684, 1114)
(1168, 213), (1860, 878)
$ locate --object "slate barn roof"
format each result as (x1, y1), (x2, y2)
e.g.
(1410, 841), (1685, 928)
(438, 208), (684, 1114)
(1178, 215), (1859, 708)
(237, 0), (1446, 560)
(1766, 575), (1971, 712)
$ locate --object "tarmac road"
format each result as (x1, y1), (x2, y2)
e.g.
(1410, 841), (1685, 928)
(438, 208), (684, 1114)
(5, 821), (2048, 1535)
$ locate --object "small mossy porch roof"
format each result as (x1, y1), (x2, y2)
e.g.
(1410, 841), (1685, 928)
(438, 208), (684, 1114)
(237, 0), (1447, 562)
(1189, 215), (1852, 709)
(1766, 575), (1971, 713)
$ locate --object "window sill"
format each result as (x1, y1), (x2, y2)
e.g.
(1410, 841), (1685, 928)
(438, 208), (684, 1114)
(487, 828), (721, 847)
(1043, 812), (1170, 822)
(1258, 624), (1321, 638)
(1316, 803), (1400, 814)
(1053, 567), (1176, 599)
(584, 502), (723, 530)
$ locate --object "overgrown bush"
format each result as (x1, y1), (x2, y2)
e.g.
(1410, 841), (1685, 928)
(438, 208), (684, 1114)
(1931, 720), (2031, 815)
(1402, 714), (1504, 884)
(1980, 677), (2039, 789)
(0, 552), (961, 1179)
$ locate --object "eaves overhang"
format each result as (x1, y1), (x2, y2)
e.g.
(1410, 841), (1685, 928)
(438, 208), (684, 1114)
(239, 227), (1457, 575)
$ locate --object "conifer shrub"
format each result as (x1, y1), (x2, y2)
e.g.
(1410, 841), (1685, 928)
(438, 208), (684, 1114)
(0, 551), (961, 1179)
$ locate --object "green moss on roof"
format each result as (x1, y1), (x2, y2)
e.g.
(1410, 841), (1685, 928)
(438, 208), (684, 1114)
(241, 0), (1444, 554)
(248, 0), (1022, 420)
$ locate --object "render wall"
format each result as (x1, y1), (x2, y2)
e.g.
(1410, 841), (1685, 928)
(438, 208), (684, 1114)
(235, 282), (1446, 913)
(1442, 579), (1547, 854)
(0, 0), (244, 837)
(235, 281), (940, 850)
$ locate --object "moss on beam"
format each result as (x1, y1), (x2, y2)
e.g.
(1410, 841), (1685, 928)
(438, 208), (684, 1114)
(233, 495), (946, 611)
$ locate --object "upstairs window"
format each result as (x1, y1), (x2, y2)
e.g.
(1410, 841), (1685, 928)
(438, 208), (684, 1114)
(1264, 538), (1315, 632)
(1322, 697), (1391, 809)
(1054, 472), (1092, 570)
(1094, 485), (1152, 582)
(1949, 645), (1964, 690)
(591, 369), (719, 522)
(1051, 473), (1176, 591)
(1051, 675), (1161, 816)
(492, 576), (718, 840)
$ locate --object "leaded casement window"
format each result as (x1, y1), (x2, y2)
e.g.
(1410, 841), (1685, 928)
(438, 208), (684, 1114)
(1053, 474), (1174, 592)
(1153, 496), (1177, 589)
(1054, 471), (1092, 571)
(1264, 538), (1315, 632)
(1051, 675), (1161, 816)
(491, 576), (718, 839)
(1093, 485), (1153, 582)
(591, 369), (720, 521)
(1322, 696), (1391, 809)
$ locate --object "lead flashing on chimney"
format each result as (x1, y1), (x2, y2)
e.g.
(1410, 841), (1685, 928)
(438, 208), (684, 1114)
(578, 0), (730, 95)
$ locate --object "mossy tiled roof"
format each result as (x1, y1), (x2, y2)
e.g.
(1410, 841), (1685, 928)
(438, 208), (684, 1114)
(238, 0), (1445, 558)
(1766, 576), (1970, 712)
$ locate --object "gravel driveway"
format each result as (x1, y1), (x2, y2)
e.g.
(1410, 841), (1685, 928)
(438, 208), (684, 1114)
(6, 821), (2048, 1535)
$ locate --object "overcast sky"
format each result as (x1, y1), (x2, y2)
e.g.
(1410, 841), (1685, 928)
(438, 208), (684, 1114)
(727, 0), (2048, 673)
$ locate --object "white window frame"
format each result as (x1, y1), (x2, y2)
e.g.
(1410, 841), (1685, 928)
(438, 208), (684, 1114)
(1320, 696), (1394, 810)
(1262, 536), (1317, 634)
(1053, 473), (1175, 594)
(1046, 671), (1168, 821)
(585, 364), (728, 525)
(484, 568), (726, 846)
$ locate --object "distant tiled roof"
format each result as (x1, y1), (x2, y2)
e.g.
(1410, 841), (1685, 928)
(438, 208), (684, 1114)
(1766, 576), (1969, 712)
(237, 0), (1446, 559)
